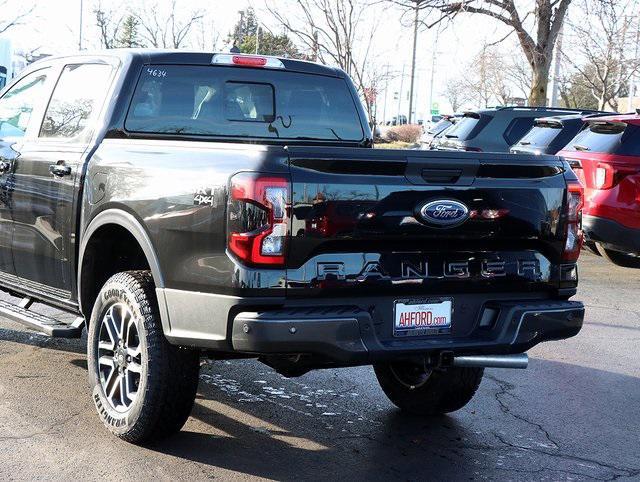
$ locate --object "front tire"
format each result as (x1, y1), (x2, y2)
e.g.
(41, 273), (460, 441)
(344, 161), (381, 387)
(87, 270), (200, 443)
(595, 243), (640, 268)
(374, 362), (483, 415)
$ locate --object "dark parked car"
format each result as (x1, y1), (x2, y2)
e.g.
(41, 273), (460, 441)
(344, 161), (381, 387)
(0, 50), (584, 443)
(558, 112), (640, 267)
(510, 112), (610, 155)
(436, 106), (593, 153)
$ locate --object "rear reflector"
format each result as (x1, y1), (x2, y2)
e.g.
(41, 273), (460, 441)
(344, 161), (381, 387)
(211, 53), (285, 69)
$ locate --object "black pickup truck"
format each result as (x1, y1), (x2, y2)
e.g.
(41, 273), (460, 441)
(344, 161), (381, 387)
(0, 50), (584, 443)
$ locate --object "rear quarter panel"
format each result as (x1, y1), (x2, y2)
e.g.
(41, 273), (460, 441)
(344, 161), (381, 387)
(559, 150), (640, 229)
(82, 139), (289, 295)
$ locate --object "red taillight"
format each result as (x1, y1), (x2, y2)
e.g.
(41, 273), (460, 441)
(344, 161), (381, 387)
(232, 55), (267, 67)
(228, 173), (290, 266)
(211, 53), (285, 69)
(562, 181), (584, 262)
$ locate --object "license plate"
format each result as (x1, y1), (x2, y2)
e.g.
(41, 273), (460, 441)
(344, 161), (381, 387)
(394, 298), (452, 337)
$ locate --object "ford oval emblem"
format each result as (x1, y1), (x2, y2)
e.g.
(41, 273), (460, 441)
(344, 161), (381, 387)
(418, 199), (469, 227)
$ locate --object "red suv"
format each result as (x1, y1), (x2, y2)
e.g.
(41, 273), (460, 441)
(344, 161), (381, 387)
(558, 112), (640, 268)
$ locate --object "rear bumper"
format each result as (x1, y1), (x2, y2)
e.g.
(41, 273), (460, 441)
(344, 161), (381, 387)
(583, 215), (640, 254)
(231, 298), (584, 364)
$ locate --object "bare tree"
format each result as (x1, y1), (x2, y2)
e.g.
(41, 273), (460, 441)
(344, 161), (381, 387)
(462, 45), (495, 108)
(136, 0), (204, 48)
(417, 0), (572, 106)
(458, 45), (530, 108)
(562, 0), (640, 110)
(504, 51), (533, 100)
(0, 0), (35, 35)
(442, 78), (472, 111)
(556, 69), (599, 109)
(196, 19), (221, 52)
(267, 0), (384, 119)
(94, 1), (124, 49)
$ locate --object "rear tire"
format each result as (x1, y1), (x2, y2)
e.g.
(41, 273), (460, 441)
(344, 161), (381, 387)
(374, 362), (483, 415)
(595, 243), (640, 268)
(87, 270), (200, 443)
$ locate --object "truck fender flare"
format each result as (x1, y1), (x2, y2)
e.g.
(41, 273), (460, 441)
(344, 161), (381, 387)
(78, 209), (165, 315)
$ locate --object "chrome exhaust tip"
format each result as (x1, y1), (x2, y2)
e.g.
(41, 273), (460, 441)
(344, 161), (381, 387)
(452, 353), (529, 369)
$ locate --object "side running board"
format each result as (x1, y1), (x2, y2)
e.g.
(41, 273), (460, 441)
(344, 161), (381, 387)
(0, 297), (84, 338)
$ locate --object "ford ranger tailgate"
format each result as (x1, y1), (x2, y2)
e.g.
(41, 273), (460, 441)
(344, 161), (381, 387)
(286, 147), (570, 296)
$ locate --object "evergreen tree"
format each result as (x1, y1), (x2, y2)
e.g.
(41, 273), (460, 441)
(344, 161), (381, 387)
(229, 8), (259, 48)
(117, 15), (143, 48)
(229, 8), (302, 58)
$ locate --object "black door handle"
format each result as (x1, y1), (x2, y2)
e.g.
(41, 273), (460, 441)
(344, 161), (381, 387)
(49, 164), (72, 177)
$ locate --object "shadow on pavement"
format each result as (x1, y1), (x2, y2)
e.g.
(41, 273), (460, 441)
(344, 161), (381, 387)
(150, 403), (476, 481)
(146, 358), (640, 481)
(0, 326), (86, 355)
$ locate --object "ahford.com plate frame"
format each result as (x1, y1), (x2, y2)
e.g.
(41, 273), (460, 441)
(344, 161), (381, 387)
(393, 297), (453, 337)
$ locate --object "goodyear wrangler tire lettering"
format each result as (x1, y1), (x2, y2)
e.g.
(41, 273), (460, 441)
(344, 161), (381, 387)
(87, 270), (200, 444)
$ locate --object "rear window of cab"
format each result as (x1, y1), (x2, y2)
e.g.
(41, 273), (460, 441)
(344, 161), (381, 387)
(125, 64), (365, 142)
(562, 122), (640, 156)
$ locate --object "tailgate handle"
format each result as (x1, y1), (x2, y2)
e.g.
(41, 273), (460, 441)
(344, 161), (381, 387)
(421, 168), (462, 184)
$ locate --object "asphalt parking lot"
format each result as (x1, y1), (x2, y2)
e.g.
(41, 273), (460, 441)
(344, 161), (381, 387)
(0, 251), (639, 481)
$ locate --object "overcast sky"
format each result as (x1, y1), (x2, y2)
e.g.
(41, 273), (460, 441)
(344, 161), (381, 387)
(4, 0), (545, 118)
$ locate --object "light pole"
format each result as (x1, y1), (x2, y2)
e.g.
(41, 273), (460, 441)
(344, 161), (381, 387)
(382, 64), (390, 124)
(255, 24), (260, 54)
(78, 0), (84, 51)
(427, 27), (440, 118)
(398, 64), (405, 124)
(628, 17), (639, 112)
(407, 1), (421, 124)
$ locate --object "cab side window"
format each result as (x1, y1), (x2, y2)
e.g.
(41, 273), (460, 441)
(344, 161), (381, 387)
(0, 69), (49, 139)
(40, 63), (112, 141)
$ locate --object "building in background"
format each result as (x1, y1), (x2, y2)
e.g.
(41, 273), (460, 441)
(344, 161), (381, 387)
(616, 97), (640, 111)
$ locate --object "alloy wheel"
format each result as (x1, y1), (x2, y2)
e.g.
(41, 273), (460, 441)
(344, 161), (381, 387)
(97, 303), (142, 412)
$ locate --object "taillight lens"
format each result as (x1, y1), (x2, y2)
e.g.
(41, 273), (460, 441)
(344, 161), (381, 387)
(595, 166), (607, 188)
(562, 181), (584, 262)
(211, 53), (285, 69)
(594, 162), (639, 190)
(227, 173), (290, 266)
